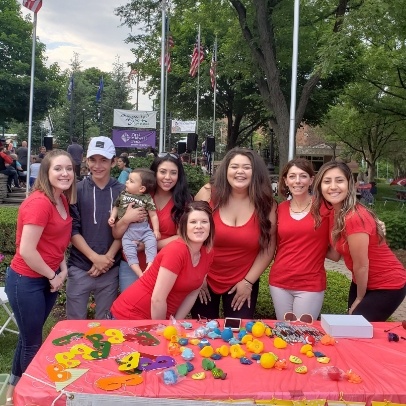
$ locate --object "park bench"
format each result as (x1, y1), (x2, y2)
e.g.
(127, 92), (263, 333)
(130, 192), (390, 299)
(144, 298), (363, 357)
(382, 196), (405, 209)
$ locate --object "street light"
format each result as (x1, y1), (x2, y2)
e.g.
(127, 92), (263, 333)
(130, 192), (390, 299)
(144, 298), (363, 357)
(82, 109), (85, 150)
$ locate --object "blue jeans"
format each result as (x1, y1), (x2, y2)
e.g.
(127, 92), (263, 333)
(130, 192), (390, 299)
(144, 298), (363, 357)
(0, 166), (19, 187)
(118, 260), (139, 292)
(5, 267), (58, 385)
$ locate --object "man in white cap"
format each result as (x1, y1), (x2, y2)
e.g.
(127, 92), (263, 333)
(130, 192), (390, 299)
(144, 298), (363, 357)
(66, 136), (124, 319)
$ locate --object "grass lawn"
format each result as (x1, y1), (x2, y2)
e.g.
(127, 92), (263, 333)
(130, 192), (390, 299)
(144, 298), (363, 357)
(0, 268), (350, 374)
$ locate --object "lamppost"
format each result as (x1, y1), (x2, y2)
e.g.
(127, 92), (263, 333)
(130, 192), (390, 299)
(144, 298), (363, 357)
(82, 109), (85, 150)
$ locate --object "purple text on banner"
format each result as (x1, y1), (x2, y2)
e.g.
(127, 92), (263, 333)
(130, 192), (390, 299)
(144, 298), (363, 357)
(112, 129), (156, 148)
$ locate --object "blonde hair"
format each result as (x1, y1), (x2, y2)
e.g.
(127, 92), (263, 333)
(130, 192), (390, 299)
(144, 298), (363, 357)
(33, 149), (77, 204)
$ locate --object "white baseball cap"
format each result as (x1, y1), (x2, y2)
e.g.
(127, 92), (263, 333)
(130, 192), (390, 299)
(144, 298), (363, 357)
(86, 136), (116, 159)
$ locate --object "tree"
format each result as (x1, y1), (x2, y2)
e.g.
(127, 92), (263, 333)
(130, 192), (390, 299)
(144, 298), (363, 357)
(50, 55), (133, 150)
(115, 0), (271, 151)
(0, 0), (63, 125)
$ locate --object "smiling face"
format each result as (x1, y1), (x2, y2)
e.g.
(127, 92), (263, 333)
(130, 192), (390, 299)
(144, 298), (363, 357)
(125, 172), (145, 195)
(227, 154), (253, 191)
(87, 155), (114, 183)
(186, 210), (211, 244)
(320, 167), (349, 209)
(156, 161), (178, 192)
(48, 155), (74, 194)
(284, 165), (313, 198)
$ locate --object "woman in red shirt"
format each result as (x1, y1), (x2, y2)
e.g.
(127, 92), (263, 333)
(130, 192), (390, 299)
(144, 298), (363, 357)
(111, 201), (214, 320)
(312, 160), (406, 321)
(193, 148), (277, 319)
(4, 150), (76, 405)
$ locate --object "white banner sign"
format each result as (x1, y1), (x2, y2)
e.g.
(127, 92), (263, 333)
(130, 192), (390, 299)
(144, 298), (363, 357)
(171, 120), (196, 133)
(113, 110), (157, 129)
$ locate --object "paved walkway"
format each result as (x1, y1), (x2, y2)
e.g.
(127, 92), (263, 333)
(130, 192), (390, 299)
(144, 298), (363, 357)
(324, 259), (406, 321)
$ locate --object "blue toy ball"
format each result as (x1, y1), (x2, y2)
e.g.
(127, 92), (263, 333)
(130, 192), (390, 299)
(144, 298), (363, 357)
(245, 321), (255, 333)
(221, 327), (233, 342)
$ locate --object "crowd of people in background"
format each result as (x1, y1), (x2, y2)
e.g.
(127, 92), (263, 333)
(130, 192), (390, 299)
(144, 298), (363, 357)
(2, 134), (406, 405)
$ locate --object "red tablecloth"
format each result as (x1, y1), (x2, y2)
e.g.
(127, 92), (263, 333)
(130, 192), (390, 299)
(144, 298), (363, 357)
(14, 320), (406, 405)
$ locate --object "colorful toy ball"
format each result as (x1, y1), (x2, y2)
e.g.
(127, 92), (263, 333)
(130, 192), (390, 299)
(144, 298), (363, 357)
(245, 321), (255, 333)
(305, 335), (316, 345)
(251, 322), (266, 337)
(221, 328), (233, 342)
(163, 326), (178, 341)
(260, 353), (276, 369)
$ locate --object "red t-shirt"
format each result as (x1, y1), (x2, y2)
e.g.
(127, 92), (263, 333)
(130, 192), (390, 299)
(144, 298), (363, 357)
(132, 197), (177, 270)
(269, 201), (330, 291)
(11, 191), (72, 277)
(332, 205), (406, 290)
(111, 239), (214, 319)
(208, 209), (260, 294)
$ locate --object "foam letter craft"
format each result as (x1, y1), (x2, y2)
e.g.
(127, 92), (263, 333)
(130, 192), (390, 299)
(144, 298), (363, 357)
(97, 375), (144, 391)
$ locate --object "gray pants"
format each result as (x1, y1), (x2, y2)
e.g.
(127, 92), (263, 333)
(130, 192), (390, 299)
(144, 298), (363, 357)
(66, 265), (119, 320)
(122, 222), (157, 266)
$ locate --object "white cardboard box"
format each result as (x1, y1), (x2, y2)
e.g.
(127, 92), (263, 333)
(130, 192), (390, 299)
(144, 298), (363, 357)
(320, 314), (373, 338)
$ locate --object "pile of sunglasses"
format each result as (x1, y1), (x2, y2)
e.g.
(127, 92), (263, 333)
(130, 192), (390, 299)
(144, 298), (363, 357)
(271, 313), (324, 344)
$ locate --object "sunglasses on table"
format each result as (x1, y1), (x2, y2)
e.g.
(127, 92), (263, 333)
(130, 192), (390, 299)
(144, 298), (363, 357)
(284, 312), (313, 325)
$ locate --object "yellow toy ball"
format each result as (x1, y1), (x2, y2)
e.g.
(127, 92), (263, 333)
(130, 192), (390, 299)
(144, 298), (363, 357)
(260, 353), (276, 369)
(163, 326), (178, 341)
(273, 337), (288, 349)
(252, 322), (266, 337)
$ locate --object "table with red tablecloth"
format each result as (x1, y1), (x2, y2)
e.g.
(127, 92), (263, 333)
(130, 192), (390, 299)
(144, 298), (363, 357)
(13, 320), (406, 406)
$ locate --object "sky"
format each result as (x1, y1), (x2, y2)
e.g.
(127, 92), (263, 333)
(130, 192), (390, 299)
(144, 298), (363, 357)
(20, 0), (153, 110)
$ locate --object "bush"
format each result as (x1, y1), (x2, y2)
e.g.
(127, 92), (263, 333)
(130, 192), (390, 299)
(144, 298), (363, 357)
(374, 211), (406, 249)
(0, 206), (18, 255)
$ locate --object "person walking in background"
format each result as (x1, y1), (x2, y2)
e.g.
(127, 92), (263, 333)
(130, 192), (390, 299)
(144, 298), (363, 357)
(110, 201), (214, 320)
(108, 168), (160, 278)
(192, 147), (277, 319)
(4, 150), (76, 405)
(66, 136), (124, 320)
(269, 158), (340, 321)
(116, 155), (132, 184)
(38, 146), (47, 159)
(17, 140), (28, 171)
(312, 160), (406, 321)
(29, 156), (42, 187)
(67, 137), (84, 179)
(113, 153), (192, 292)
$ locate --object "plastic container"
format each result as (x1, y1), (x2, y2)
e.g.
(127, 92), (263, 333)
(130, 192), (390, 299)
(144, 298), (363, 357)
(0, 374), (10, 405)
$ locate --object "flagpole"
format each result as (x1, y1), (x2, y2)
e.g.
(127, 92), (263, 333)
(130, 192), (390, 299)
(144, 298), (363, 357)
(163, 14), (170, 152)
(212, 38), (217, 139)
(159, 0), (167, 154)
(99, 76), (104, 134)
(69, 74), (74, 143)
(195, 24), (201, 165)
(25, 11), (38, 195)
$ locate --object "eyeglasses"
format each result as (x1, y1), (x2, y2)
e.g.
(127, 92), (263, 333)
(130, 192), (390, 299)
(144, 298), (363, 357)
(157, 152), (179, 159)
(284, 312), (313, 325)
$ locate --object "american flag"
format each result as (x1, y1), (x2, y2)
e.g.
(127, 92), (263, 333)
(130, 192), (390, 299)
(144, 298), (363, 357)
(23, 0), (42, 13)
(165, 33), (174, 73)
(189, 39), (204, 77)
(127, 69), (137, 83)
(210, 43), (217, 89)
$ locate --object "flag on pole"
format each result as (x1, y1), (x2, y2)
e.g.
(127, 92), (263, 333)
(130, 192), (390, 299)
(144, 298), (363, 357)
(165, 32), (174, 72)
(128, 69), (137, 83)
(23, 0), (42, 13)
(96, 77), (104, 102)
(210, 43), (217, 89)
(189, 38), (204, 77)
(67, 75), (74, 101)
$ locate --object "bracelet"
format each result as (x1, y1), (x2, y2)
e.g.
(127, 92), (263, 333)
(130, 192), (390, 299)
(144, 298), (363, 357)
(48, 273), (57, 281)
(244, 277), (253, 285)
(243, 280), (253, 289)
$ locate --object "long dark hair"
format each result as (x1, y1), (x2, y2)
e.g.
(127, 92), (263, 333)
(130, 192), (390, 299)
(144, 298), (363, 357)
(212, 148), (274, 252)
(150, 154), (192, 225)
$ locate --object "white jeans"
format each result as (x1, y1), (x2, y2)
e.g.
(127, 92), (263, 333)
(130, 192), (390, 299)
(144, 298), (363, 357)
(269, 285), (325, 321)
